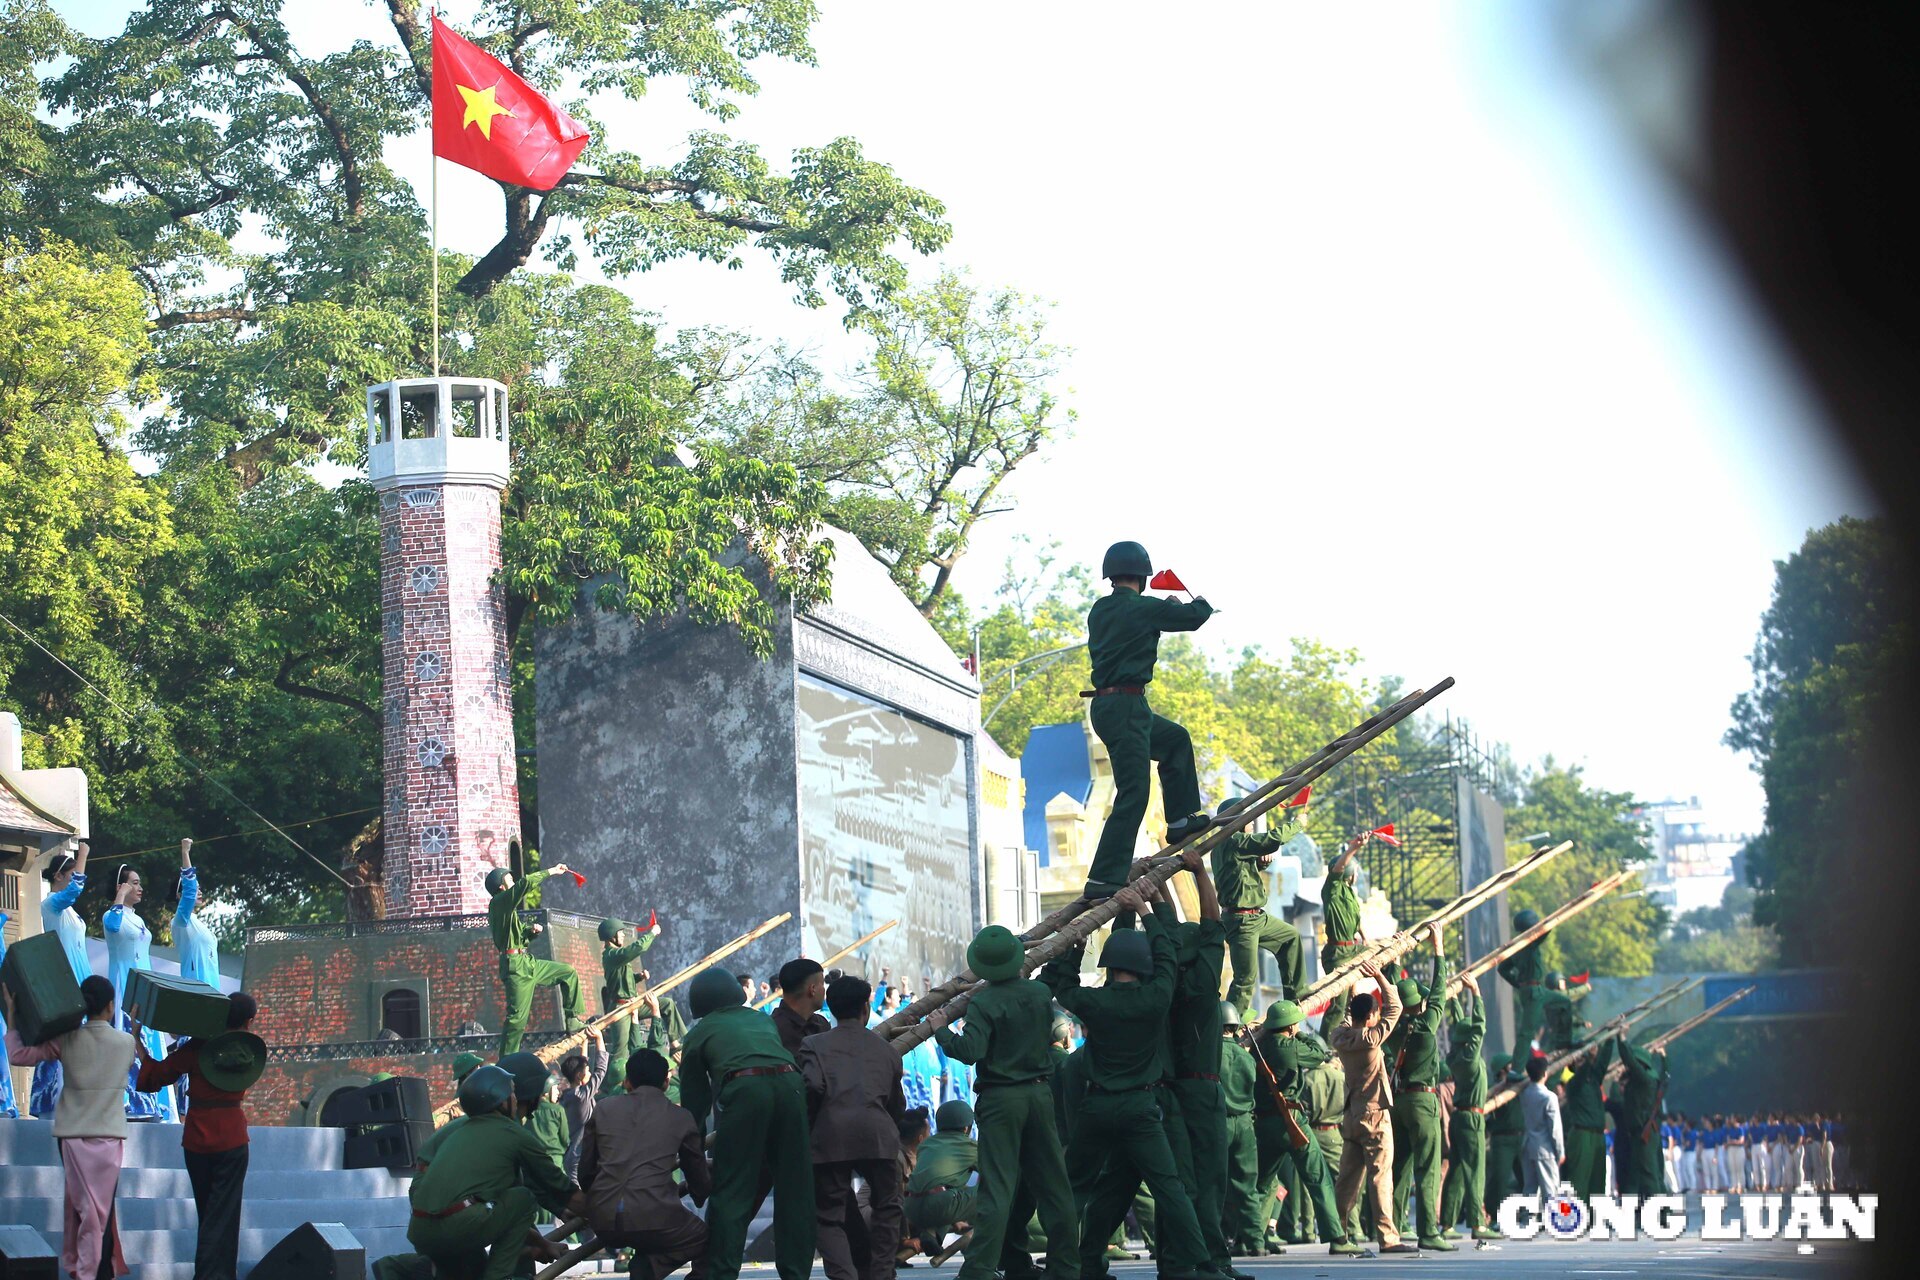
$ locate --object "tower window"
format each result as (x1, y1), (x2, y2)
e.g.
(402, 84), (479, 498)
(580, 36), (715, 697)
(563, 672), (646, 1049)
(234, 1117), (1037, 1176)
(380, 987), (422, 1040)
(400, 387), (440, 439)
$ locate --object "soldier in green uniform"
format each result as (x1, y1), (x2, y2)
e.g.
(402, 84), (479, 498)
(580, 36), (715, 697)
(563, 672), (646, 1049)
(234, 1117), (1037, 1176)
(406, 1065), (575, 1280)
(1218, 1006), (1263, 1255)
(1212, 797), (1306, 1016)
(905, 1101), (980, 1246)
(1496, 908), (1548, 1068)
(1615, 1032), (1669, 1197)
(1319, 830), (1373, 1032)
(486, 865), (587, 1055)
(932, 924), (1079, 1280)
(1437, 978), (1499, 1240)
(500, 1052), (572, 1174)
(598, 915), (661, 1083)
(1250, 1000), (1367, 1257)
(1388, 929), (1454, 1250)
(1080, 541), (1215, 899)
(1299, 1030), (1362, 1245)
(1481, 1055), (1522, 1221)
(1040, 885), (1213, 1280)
(1563, 1036), (1615, 1199)
(678, 968), (814, 1280)
(1538, 972), (1592, 1054)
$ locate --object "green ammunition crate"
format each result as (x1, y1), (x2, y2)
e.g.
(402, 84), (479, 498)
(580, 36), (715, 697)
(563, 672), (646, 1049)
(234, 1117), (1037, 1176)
(0, 931), (86, 1045)
(124, 968), (230, 1038)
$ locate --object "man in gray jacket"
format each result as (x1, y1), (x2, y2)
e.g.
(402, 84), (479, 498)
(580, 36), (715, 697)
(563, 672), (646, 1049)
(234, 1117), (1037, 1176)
(1519, 1055), (1565, 1198)
(800, 976), (908, 1280)
(577, 1049), (712, 1280)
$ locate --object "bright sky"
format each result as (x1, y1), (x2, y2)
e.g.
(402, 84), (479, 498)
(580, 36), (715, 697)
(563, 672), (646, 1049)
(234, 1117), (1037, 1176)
(62, 2), (1874, 834)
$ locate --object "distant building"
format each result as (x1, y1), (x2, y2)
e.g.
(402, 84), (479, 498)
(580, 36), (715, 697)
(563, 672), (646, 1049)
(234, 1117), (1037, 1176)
(980, 732), (1040, 931)
(1635, 796), (1749, 915)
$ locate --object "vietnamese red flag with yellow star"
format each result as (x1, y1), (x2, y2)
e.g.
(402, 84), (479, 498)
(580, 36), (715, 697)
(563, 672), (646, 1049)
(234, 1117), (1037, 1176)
(431, 16), (590, 190)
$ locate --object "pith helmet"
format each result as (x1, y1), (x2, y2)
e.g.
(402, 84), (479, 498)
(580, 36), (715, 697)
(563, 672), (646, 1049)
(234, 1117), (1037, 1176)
(1219, 1001), (1243, 1029)
(689, 968), (745, 1018)
(1264, 1000), (1305, 1030)
(1546, 970), (1567, 990)
(935, 1100), (975, 1132)
(1099, 929), (1154, 978)
(1513, 907), (1540, 931)
(451, 1051), (486, 1082)
(1217, 795), (1250, 821)
(484, 867), (511, 895)
(1101, 541), (1152, 579)
(968, 925), (1026, 983)
(1487, 1053), (1512, 1076)
(1397, 978), (1423, 1006)
(1051, 1016), (1076, 1042)
(499, 1052), (552, 1103)
(598, 918), (627, 943)
(458, 1064), (515, 1116)
(199, 1031), (267, 1092)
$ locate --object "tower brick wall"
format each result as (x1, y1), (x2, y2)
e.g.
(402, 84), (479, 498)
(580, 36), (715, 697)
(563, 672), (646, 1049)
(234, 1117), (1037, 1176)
(378, 482), (519, 915)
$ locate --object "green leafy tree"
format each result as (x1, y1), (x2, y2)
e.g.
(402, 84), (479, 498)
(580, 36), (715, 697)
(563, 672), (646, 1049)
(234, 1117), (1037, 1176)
(1726, 516), (1911, 965)
(1505, 764), (1665, 976)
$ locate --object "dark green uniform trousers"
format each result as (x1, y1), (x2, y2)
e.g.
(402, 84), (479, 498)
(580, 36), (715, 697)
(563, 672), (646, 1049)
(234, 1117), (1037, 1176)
(1225, 913), (1304, 1014)
(499, 954), (585, 1055)
(707, 1072), (814, 1280)
(1086, 695), (1201, 892)
(1225, 1111), (1260, 1251)
(1484, 1130), (1522, 1222)
(962, 1083), (1078, 1280)
(603, 1012), (632, 1085)
(1509, 988), (1544, 1067)
(1169, 1079), (1233, 1268)
(1313, 1123), (1364, 1243)
(1069, 1089), (1209, 1275)
(407, 1188), (539, 1280)
(1439, 1110), (1485, 1230)
(1390, 1092), (1443, 1240)
(906, 1187), (975, 1240)
(1318, 940), (1365, 1031)
(1252, 1116), (1346, 1245)
(1566, 1126), (1607, 1199)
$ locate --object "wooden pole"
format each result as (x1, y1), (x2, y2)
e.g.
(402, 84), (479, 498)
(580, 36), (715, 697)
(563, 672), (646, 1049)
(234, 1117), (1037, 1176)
(1644, 985), (1758, 1054)
(882, 677), (1458, 1051)
(929, 1230), (971, 1266)
(1483, 976), (1702, 1113)
(1446, 869), (1636, 996)
(756, 920), (899, 1010)
(431, 912), (794, 1123)
(1296, 840), (1576, 1014)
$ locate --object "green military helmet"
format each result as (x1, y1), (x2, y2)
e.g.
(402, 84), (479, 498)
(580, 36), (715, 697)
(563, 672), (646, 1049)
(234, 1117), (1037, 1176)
(1546, 970), (1567, 991)
(1216, 795), (1250, 821)
(458, 1063), (516, 1116)
(689, 967), (746, 1018)
(1099, 928), (1154, 977)
(499, 1051), (552, 1103)
(450, 1051), (486, 1083)
(1513, 907), (1540, 931)
(935, 1099), (975, 1132)
(1487, 1053), (1512, 1077)
(968, 925), (1026, 983)
(598, 917), (628, 944)
(1397, 978), (1423, 1007)
(1101, 540), (1152, 580)
(484, 867), (512, 895)
(1219, 1001), (1243, 1030)
(1050, 1016), (1076, 1043)
(1264, 999), (1305, 1031)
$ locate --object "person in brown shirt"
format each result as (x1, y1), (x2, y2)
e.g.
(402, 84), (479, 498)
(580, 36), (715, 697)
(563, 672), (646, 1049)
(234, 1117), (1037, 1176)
(1328, 950), (1416, 1253)
(800, 976), (909, 1280)
(772, 958), (832, 1057)
(576, 1049), (713, 1280)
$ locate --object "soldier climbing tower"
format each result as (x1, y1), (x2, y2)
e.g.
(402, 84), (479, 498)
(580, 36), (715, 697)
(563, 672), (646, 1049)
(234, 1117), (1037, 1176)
(366, 376), (518, 915)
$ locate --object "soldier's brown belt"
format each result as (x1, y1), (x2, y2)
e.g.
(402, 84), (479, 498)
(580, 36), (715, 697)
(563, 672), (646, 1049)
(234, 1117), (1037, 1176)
(975, 1076), (1047, 1090)
(1079, 686), (1145, 698)
(1313, 1122), (1338, 1131)
(1088, 1083), (1156, 1095)
(414, 1198), (481, 1219)
(724, 1065), (795, 1082)
(1398, 1082), (1440, 1093)
(1228, 908), (1264, 916)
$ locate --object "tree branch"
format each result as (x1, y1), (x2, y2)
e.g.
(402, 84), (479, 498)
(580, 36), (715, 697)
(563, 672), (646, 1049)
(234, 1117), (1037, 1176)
(274, 649), (378, 723)
(210, 6), (364, 220)
(383, 0), (432, 101)
(154, 307), (258, 330)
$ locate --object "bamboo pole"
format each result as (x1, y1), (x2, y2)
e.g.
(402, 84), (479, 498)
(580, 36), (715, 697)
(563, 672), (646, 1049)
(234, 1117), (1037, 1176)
(929, 1230), (970, 1266)
(431, 912), (794, 1124)
(1446, 869), (1636, 996)
(1296, 839), (1576, 1014)
(883, 677), (1458, 1051)
(1643, 985), (1758, 1054)
(1483, 977), (1702, 1113)
(756, 920), (899, 1010)
(534, 1234), (598, 1280)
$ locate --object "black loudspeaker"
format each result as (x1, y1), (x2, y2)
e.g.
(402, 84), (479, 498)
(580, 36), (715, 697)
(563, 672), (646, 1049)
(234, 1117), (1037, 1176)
(319, 1076), (432, 1128)
(248, 1223), (366, 1280)
(0, 1225), (59, 1280)
(342, 1120), (435, 1170)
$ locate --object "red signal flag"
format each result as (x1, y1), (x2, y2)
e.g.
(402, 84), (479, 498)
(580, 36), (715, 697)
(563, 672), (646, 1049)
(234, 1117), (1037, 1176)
(569, 870), (587, 887)
(431, 16), (591, 190)
(1284, 785), (1312, 808)
(1148, 569), (1188, 592)
(646, 909), (658, 932)
(1569, 970), (1590, 985)
(1370, 824), (1401, 847)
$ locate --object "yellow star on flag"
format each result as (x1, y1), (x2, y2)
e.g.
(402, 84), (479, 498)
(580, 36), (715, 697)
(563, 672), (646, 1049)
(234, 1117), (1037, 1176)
(456, 82), (514, 140)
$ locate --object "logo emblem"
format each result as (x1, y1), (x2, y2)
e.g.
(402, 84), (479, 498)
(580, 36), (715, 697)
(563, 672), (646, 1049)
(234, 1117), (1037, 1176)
(1545, 1186), (1589, 1239)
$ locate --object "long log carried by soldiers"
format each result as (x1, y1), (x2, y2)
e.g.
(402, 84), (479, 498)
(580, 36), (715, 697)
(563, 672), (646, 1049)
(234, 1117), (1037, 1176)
(1446, 869), (1636, 997)
(1482, 976), (1703, 1114)
(882, 677), (1459, 1052)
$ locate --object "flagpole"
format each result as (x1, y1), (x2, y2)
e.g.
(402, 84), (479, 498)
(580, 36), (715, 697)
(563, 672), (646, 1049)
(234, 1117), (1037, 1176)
(430, 6), (439, 376)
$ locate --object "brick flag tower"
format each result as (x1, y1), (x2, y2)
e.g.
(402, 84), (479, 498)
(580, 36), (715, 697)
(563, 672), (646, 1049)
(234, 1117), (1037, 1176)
(367, 377), (518, 915)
